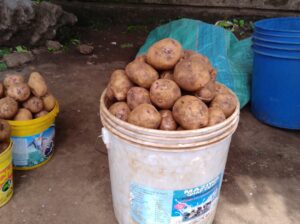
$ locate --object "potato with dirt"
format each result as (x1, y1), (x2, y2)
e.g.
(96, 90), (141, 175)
(211, 93), (237, 118)
(14, 108), (33, 121)
(127, 87), (151, 110)
(0, 119), (11, 141)
(42, 93), (56, 111)
(125, 61), (159, 88)
(135, 54), (146, 63)
(28, 72), (48, 97)
(208, 107), (226, 126)
(195, 80), (216, 103)
(109, 102), (131, 121)
(6, 83), (31, 102)
(159, 110), (177, 131)
(146, 38), (183, 70)
(0, 97), (18, 119)
(174, 57), (211, 91)
(128, 104), (161, 129)
(150, 79), (181, 109)
(23, 96), (43, 113)
(172, 95), (209, 130)
(35, 111), (48, 118)
(3, 74), (24, 88)
(108, 69), (133, 101)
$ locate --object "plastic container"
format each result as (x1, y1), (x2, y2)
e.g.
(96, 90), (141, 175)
(0, 141), (13, 207)
(8, 103), (59, 170)
(252, 17), (300, 129)
(252, 48), (300, 129)
(100, 89), (240, 224)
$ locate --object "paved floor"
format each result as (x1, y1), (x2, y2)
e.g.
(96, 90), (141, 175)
(0, 25), (299, 224)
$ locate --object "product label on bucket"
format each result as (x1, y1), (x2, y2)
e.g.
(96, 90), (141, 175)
(0, 163), (13, 206)
(130, 174), (222, 224)
(12, 124), (55, 168)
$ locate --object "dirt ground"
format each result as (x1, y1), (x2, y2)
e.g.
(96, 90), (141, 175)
(0, 25), (299, 224)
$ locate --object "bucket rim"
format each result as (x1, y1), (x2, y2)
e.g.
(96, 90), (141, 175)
(254, 29), (300, 38)
(253, 47), (300, 60)
(255, 17), (300, 33)
(100, 85), (240, 136)
(7, 101), (59, 126)
(252, 34), (300, 44)
(252, 41), (300, 51)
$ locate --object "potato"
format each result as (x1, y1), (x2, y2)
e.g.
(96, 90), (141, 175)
(28, 72), (48, 97)
(146, 38), (183, 70)
(23, 96), (43, 113)
(0, 119), (11, 141)
(0, 141), (10, 154)
(0, 83), (3, 98)
(174, 57), (211, 91)
(14, 108), (32, 121)
(215, 83), (231, 95)
(159, 110), (177, 130)
(125, 61), (159, 88)
(35, 110), (48, 118)
(127, 87), (151, 110)
(208, 107), (226, 126)
(172, 96), (208, 130)
(0, 97), (18, 119)
(128, 104), (161, 129)
(104, 86), (116, 108)
(183, 51), (217, 81)
(42, 93), (56, 111)
(6, 83), (31, 102)
(150, 79), (181, 109)
(211, 93), (237, 118)
(160, 70), (174, 80)
(3, 74), (24, 88)
(109, 102), (131, 121)
(195, 80), (216, 103)
(108, 69), (133, 101)
(177, 126), (185, 131)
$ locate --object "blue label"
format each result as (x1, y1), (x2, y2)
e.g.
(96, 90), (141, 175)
(12, 124), (55, 168)
(130, 174), (223, 224)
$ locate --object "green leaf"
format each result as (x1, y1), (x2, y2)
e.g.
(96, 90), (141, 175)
(233, 19), (239, 25)
(70, 38), (81, 45)
(0, 62), (7, 71)
(120, 43), (134, 48)
(0, 48), (12, 57)
(239, 19), (245, 27)
(215, 20), (233, 28)
(15, 45), (28, 53)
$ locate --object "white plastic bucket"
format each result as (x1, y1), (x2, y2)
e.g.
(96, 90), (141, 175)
(100, 88), (240, 224)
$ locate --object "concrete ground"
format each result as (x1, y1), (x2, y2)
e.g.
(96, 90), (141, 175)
(0, 25), (299, 224)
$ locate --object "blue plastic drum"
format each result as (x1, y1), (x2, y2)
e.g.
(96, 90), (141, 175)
(252, 17), (300, 129)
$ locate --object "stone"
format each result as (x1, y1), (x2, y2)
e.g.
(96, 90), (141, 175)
(0, 0), (77, 46)
(77, 44), (94, 55)
(3, 52), (34, 68)
(46, 40), (62, 51)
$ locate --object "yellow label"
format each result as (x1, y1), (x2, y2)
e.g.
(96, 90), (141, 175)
(0, 163), (13, 207)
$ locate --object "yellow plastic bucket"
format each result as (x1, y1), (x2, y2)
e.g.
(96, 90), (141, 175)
(0, 141), (13, 207)
(8, 102), (59, 170)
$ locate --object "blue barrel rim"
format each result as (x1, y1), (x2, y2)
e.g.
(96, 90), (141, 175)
(252, 39), (300, 51)
(254, 29), (300, 38)
(252, 34), (300, 44)
(255, 17), (300, 33)
(252, 47), (300, 60)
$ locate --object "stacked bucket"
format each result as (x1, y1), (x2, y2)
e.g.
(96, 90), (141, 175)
(252, 17), (300, 129)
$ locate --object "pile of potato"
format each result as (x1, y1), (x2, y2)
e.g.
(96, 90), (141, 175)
(0, 72), (56, 121)
(105, 38), (237, 130)
(0, 119), (10, 154)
